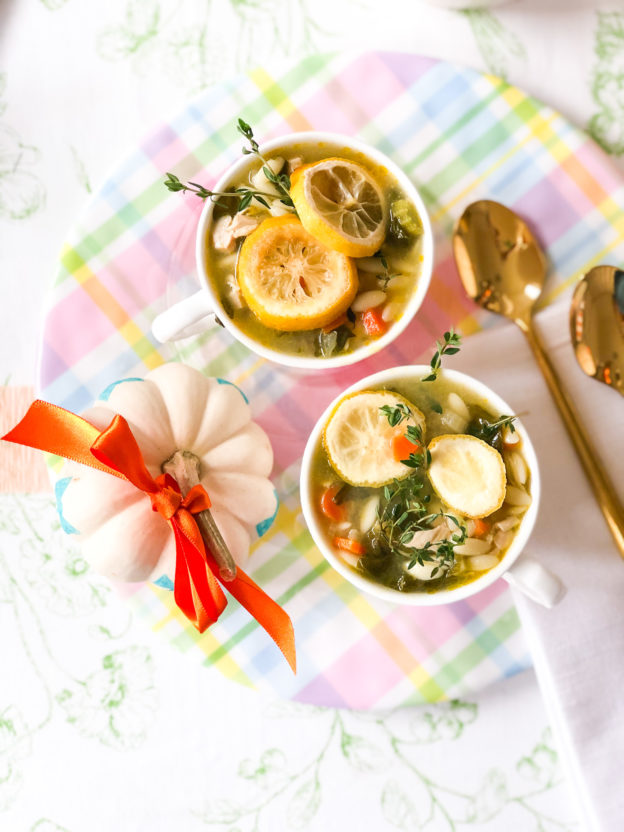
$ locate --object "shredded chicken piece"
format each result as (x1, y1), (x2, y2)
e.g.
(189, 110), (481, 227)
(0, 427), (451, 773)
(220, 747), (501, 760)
(212, 213), (261, 253)
(494, 516), (519, 533)
(405, 523), (450, 549)
(493, 529), (512, 551)
(224, 273), (244, 309)
(229, 212), (261, 238)
(212, 215), (235, 252)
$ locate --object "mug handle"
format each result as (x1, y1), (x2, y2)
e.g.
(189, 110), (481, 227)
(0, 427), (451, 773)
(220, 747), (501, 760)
(152, 290), (215, 343)
(503, 554), (565, 608)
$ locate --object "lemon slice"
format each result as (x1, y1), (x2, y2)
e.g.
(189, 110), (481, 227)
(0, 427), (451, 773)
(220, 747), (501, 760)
(427, 434), (506, 519)
(237, 215), (358, 331)
(290, 158), (388, 258)
(323, 390), (426, 487)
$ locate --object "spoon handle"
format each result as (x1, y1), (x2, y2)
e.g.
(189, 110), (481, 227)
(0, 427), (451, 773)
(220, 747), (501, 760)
(523, 323), (624, 558)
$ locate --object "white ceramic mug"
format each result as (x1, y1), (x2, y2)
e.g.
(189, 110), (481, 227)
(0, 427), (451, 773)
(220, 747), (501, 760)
(300, 365), (564, 608)
(151, 131), (434, 370)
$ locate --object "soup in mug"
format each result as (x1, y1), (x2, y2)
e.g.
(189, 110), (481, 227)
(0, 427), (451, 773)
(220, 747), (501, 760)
(205, 141), (425, 359)
(310, 373), (531, 594)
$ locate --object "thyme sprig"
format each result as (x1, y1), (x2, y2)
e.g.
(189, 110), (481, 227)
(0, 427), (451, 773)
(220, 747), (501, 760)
(163, 118), (295, 212)
(373, 249), (398, 290)
(237, 118), (295, 207)
(378, 387), (467, 575)
(379, 402), (411, 427)
(375, 475), (466, 575)
(163, 172), (275, 211)
(380, 408), (428, 468)
(481, 414), (517, 437)
(423, 329), (462, 382)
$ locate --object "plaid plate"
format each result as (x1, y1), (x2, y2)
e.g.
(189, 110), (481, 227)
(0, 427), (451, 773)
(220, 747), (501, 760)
(39, 52), (624, 709)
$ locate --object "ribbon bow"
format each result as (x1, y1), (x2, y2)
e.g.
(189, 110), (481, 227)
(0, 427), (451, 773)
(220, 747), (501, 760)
(3, 400), (296, 672)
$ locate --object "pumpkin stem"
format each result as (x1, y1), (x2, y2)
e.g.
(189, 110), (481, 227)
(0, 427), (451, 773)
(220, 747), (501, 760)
(162, 450), (237, 582)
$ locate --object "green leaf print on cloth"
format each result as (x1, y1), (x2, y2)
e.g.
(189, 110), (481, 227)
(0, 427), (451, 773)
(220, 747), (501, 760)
(0, 77), (46, 221)
(38, 0), (71, 9)
(97, 0), (160, 62)
(94, 0), (337, 93)
(0, 125), (46, 221)
(56, 646), (157, 749)
(9, 495), (111, 616)
(195, 701), (577, 831)
(19, 536), (111, 617)
(589, 12), (624, 155)
(0, 706), (31, 811)
(30, 822), (71, 832)
(462, 10), (526, 82)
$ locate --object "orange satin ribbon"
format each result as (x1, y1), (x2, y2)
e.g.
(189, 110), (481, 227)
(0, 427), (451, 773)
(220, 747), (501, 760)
(3, 399), (296, 673)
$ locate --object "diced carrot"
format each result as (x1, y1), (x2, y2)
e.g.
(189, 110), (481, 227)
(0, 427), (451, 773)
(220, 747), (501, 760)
(322, 313), (348, 333)
(320, 484), (346, 522)
(361, 307), (387, 338)
(391, 433), (421, 462)
(471, 518), (490, 538)
(333, 536), (366, 556)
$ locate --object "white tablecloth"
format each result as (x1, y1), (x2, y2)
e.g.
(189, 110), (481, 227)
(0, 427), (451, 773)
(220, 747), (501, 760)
(2, 1), (623, 829)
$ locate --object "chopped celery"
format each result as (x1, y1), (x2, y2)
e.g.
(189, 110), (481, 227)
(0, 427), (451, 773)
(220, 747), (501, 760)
(389, 199), (423, 241)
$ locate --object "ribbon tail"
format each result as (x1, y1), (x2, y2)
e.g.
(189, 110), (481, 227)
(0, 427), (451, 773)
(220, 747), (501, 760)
(216, 566), (297, 674)
(171, 519), (227, 632)
(1, 400), (119, 476)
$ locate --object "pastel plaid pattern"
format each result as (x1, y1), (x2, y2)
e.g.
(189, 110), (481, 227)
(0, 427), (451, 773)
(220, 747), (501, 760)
(39, 53), (624, 709)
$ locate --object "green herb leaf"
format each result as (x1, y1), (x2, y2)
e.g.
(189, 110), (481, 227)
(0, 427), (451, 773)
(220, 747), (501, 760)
(379, 403), (411, 427)
(405, 424), (422, 443)
(423, 328), (463, 383)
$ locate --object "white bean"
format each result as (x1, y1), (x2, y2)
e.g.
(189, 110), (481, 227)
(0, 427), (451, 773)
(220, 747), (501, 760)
(381, 301), (401, 322)
(507, 451), (528, 485)
(351, 290), (387, 312)
(454, 538), (492, 556)
(358, 496), (380, 534)
(446, 392), (471, 422)
(386, 275), (410, 290)
(467, 554), (499, 572)
(503, 425), (520, 446)
(348, 528), (362, 541)
(505, 485), (532, 506)
(355, 256), (387, 274)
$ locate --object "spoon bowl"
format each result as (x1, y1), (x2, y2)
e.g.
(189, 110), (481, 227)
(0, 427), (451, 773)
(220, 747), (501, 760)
(570, 265), (624, 396)
(454, 200), (546, 326)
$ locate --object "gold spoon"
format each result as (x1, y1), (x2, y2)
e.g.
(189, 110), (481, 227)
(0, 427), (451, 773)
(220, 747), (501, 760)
(453, 199), (624, 559)
(570, 265), (624, 396)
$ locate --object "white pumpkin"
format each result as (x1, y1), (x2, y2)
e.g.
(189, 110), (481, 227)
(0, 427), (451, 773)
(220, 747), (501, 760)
(56, 364), (278, 585)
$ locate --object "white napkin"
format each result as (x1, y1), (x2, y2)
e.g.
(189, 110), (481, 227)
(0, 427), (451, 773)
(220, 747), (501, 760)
(451, 297), (624, 832)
